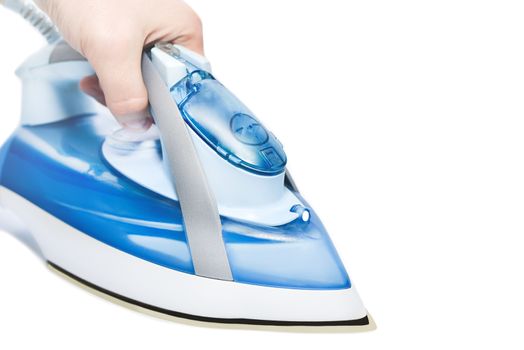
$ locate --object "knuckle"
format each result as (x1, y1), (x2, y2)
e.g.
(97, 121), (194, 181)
(185, 10), (203, 36)
(108, 97), (149, 117)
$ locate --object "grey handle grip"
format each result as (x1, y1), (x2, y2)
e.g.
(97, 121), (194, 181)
(141, 53), (233, 281)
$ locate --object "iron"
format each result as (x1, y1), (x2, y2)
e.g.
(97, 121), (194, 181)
(0, 0), (372, 328)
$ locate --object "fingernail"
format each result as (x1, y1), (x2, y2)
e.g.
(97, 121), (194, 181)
(122, 117), (152, 130)
(109, 124), (160, 145)
(119, 110), (153, 131)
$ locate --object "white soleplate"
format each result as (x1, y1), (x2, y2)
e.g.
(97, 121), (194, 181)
(0, 186), (368, 324)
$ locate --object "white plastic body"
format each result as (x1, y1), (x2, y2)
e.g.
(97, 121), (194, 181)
(103, 126), (302, 226)
(151, 48), (189, 87)
(0, 186), (367, 323)
(150, 45), (213, 87)
(174, 45), (212, 72)
(16, 43), (104, 126)
(16, 42), (302, 225)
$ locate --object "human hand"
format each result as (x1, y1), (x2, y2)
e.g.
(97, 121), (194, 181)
(36, 0), (204, 130)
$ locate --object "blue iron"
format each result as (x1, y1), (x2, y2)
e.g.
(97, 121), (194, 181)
(0, 0), (371, 327)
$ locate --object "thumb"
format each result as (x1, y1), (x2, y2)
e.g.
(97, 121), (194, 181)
(85, 38), (152, 130)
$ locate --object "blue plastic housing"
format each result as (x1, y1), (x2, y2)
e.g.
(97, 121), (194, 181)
(0, 115), (350, 290)
(0, 138), (9, 181)
(171, 70), (287, 175)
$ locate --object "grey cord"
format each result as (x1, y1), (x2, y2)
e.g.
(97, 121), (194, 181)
(1, 0), (60, 43)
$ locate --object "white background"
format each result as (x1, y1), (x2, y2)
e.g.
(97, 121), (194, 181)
(1, 0), (523, 349)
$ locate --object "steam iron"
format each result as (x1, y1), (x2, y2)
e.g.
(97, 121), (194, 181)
(0, 0), (372, 328)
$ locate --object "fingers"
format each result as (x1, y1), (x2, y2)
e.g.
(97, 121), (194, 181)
(144, 5), (205, 55)
(174, 33), (204, 56)
(173, 14), (204, 55)
(77, 2), (205, 132)
(83, 33), (152, 130)
(80, 75), (105, 105)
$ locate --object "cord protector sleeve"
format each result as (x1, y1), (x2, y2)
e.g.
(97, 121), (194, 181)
(141, 53), (233, 281)
(1, 0), (60, 43)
